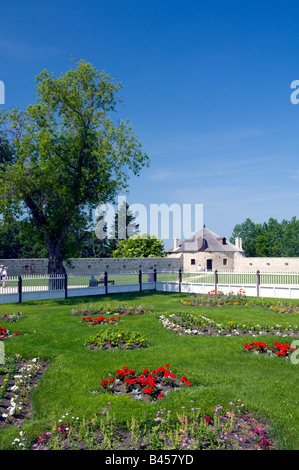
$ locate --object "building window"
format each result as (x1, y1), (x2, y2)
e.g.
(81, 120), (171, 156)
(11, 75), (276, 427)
(191, 259), (195, 265)
(223, 259), (227, 266)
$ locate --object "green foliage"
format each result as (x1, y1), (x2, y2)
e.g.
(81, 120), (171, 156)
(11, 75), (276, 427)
(113, 234), (166, 258)
(230, 216), (299, 257)
(84, 327), (147, 349)
(0, 59), (149, 272)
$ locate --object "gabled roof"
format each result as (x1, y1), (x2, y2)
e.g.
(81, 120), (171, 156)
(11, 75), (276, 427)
(167, 226), (244, 254)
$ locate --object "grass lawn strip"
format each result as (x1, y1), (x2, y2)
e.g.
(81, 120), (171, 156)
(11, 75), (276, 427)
(0, 291), (298, 450)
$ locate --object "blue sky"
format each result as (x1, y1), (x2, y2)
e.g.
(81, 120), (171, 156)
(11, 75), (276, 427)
(1, 1), (299, 249)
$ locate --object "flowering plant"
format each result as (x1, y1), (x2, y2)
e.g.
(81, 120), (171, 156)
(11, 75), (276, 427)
(81, 315), (121, 325)
(72, 303), (154, 317)
(0, 326), (8, 339)
(0, 312), (22, 322)
(84, 328), (147, 350)
(243, 341), (267, 353)
(160, 312), (299, 338)
(244, 340), (295, 358)
(100, 364), (192, 401)
(0, 326), (23, 340)
(272, 340), (296, 357)
(181, 290), (248, 308)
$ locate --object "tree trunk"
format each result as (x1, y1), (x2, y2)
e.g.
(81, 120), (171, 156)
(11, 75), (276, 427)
(47, 238), (66, 290)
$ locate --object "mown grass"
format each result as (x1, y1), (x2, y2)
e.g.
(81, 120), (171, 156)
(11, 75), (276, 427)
(0, 291), (298, 450)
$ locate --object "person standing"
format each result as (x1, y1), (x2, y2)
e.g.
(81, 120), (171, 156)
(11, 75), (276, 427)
(2, 266), (7, 288)
(0, 265), (4, 280)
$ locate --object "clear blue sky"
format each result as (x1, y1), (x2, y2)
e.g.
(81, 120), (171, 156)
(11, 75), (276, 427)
(1, 0), (299, 248)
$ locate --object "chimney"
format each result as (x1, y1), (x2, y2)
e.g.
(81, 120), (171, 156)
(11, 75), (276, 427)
(235, 237), (243, 249)
(173, 237), (179, 249)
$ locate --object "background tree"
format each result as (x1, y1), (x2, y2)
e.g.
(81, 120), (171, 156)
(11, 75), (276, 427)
(112, 234), (166, 258)
(107, 201), (139, 254)
(0, 216), (47, 258)
(230, 217), (299, 257)
(0, 59), (150, 275)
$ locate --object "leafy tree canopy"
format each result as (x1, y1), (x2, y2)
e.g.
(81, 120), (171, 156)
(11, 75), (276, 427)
(0, 59), (150, 273)
(112, 234), (166, 258)
(230, 217), (299, 257)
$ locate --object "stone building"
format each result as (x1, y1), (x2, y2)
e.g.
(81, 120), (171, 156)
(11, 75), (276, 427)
(167, 225), (244, 271)
(167, 225), (299, 272)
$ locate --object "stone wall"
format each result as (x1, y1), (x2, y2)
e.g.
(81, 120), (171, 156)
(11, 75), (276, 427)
(181, 252), (235, 272)
(3, 252), (299, 276)
(233, 253), (299, 272)
(0, 257), (183, 276)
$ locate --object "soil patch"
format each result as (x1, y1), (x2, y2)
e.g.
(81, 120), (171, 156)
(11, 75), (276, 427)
(0, 359), (49, 428)
(86, 341), (148, 350)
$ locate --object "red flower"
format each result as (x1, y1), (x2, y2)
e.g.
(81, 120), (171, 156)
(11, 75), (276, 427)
(101, 379), (108, 387)
(204, 416), (211, 424)
(158, 393), (164, 398)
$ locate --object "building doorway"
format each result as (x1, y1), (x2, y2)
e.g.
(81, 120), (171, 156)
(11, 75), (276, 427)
(207, 259), (212, 271)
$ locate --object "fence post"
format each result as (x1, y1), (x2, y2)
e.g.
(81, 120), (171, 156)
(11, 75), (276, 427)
(64, 273), (68, 299)
(18, 275), (22, 304)
(139, 270), (142, 292)
(154, 268), (157, 286)
(214, 269), (218, 292)
(104, 271), (108, 295)
(179, 269), (182, 293)
(256, 270), (260, 297)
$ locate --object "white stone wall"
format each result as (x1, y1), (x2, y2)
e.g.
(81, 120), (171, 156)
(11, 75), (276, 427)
(234, 252), (299, 272)
(178, 252), (235, 272)
(0, 257), (183, 276)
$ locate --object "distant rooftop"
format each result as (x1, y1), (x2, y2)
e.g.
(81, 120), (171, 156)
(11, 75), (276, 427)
(167, 226), (244, 253)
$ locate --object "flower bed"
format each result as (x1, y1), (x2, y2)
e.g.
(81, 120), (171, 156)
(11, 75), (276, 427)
(159, 312), (299, 337)
(0, 312), (23, 322)
(182, 292), (299, 316)
(26, 400), (275, 450)
(71, 303), (154, 317)
(0, 326), (8, 339)
(81, 315), (121, 325)
(0, 326), (23, 340)
(267, 301), (299, 315)
(99, 364), (192, 402)
(0, 355), (48, 427)
(84, 328), (147, 350)
(181, 290), (249, 308)
(244, 340), (296, 358)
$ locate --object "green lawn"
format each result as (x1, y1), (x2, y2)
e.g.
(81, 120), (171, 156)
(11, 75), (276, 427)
(0, 291), (298, 450)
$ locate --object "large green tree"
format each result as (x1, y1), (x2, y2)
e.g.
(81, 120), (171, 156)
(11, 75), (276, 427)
(112, 234), (166, 258)
(230, 217), (299, 257)
(0, 60), (150, 274)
